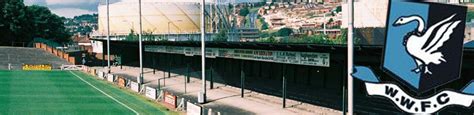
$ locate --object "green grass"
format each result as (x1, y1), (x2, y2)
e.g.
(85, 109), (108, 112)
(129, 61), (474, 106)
(0, 70), (176, 115)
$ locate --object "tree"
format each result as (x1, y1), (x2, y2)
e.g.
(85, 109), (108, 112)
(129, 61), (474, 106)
(257, 35), (278, 43)
(0, 1), (71, 45)
(228, 4), (233, 10)
(335, 6), (342, 13)
(261, 23), (269, 30)
(467, 10), (474, 22)
(267, 36), (277, 43)
(239, 7), (250, 17)
(259, 18), (269, 30)
(214, 29), (228, 42)
(25, 5), (71, 43)
(334, 29), (347, 44)
(259, 32), (270, 38)
(0, 0), (27, 44)
(73, 14), (98, 23)
(277, 28), (293, 37)
(126, 29), (138, 41)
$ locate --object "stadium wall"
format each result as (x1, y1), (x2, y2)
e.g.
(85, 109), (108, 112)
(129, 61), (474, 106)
(100, 41), (474, 114)
(105, 41), (361, 112)
(35, 43), (78, 65)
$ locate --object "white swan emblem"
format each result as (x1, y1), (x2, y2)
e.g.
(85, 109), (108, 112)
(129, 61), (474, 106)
(393, 14), (461, 75)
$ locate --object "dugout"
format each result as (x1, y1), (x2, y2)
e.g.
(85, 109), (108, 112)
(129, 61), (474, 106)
(96, 40), (474, 114)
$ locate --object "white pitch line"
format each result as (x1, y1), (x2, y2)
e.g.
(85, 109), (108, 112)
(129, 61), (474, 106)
(69, 71), (139, 115)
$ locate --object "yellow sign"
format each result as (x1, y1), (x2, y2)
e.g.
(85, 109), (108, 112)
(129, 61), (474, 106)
(22, 64), (52, 71)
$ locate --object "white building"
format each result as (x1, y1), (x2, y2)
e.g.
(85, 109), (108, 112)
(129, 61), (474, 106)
(95, 0), (206, 36)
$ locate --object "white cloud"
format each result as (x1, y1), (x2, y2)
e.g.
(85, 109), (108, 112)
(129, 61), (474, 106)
(50, 8), (96, 18)
(24, 0), (115, 18)
(45, 0), (97, 5)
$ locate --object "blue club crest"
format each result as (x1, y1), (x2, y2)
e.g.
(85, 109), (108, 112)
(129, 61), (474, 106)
(352, 1), (474, 113)
(382, 1), (466, 93)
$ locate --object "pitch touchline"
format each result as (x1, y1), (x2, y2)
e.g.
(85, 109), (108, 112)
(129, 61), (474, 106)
(69, 71), (139, 115)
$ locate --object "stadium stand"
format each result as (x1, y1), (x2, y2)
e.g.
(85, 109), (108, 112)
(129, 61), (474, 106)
(0, 47), (70, 70)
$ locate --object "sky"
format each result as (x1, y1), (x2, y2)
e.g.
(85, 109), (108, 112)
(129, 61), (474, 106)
(23, 0), (120, 18)
(23, 0), (257, 18)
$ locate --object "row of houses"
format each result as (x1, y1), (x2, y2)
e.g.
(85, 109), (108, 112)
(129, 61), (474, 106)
(261, 3), (342, 36)
(266, 0), (341, 4)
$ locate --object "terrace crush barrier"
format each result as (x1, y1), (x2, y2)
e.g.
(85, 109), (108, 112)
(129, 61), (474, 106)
(35, 43), (77, 64)
(79, 65), (220, 115)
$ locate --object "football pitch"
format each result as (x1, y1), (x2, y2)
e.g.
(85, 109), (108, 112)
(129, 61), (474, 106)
(0, 70), (174, 115)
